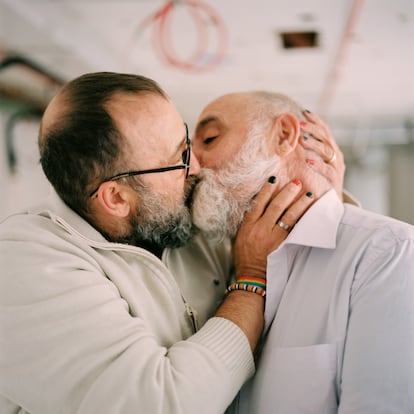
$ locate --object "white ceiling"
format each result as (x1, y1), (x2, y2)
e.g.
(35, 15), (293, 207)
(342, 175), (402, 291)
(0, 0), (413, 142)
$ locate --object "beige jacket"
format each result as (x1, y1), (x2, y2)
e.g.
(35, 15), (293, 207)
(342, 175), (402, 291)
(0, 190), (254, 414)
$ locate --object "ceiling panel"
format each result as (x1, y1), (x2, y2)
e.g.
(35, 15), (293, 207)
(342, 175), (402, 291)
(0, 0), (413, 133)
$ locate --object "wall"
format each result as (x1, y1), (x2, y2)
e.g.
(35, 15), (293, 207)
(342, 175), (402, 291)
(389, 143), (414, 224)
(0, 111), (50, 220)
(0, 110), (413, 226)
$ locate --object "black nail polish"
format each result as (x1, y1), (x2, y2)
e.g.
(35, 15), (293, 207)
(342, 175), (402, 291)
(268, 176), (277, 184)
(305, 109), (312, 114)
(302, 134), (309, 141)
(306, 191), (313, 198)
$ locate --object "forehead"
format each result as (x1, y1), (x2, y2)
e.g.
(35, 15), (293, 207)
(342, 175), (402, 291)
(40, 90), (69, 144)
(193, 94), (254, 166)
(194, 93), (252, 144)
(107, 92), (184, 157)
(107, 93), (185, 169)
(197, 93), (250, 124)
(107, 92), (179, 133)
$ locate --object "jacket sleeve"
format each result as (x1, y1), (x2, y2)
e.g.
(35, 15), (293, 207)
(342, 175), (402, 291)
(0, 230), (254, 414)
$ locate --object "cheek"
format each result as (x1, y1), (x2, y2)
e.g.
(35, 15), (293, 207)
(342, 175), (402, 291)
(194, 146), (236, 170)
(144, 174), (186, 201)
(192, 146), (210, 168)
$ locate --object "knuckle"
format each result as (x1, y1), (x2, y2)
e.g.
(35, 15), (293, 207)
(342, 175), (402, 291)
(250, 198), (259, 209)
(254, 187), (272, 203)
(324, 146), (333, 158)
(271, 201), (285, 212)
(287, 182), (301, 193)
(282, 210), (297, 223)
(307, 124), (316, 135)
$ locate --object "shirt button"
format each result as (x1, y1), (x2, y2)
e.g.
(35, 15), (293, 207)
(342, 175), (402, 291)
(213, 279), (220, 286)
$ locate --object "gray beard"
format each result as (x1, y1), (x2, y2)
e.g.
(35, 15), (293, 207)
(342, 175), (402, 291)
(119, 178), (198, 250)
(191, 140), (279, 244)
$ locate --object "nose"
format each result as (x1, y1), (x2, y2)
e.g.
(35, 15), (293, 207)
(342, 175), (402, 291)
(191, 140), (205, 167)
(189, 149), (201, 176)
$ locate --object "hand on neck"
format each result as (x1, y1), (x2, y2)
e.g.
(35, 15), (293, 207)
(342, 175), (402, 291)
(278, 153), (333, 201)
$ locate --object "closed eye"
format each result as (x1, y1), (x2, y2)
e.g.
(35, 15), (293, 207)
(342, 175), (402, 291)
(204, 136), (217, 145)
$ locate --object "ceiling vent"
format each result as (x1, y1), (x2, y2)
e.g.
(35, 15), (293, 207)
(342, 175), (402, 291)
(279, 31), (319, 49)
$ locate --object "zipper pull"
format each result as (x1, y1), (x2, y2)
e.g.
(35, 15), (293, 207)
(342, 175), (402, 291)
(184, 302), (199, 333)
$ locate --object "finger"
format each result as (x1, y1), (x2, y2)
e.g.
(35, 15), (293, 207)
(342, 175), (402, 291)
(302, 110), (325, 127)
(300, 128), (345, 167)
(306, 157), (343, 179)
(273, 191), (315, 232)
(302, 111), (331, 139)
(305, 158), (344, 199)
(244, 176), (278, 223)
(258, 180), (303, 227)
(301, 112), (339, 154)
(300, 135), (337, 163)
(300, 120), (331, 146)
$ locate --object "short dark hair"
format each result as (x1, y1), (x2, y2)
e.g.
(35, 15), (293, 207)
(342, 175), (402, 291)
(39, 72), (168, 216)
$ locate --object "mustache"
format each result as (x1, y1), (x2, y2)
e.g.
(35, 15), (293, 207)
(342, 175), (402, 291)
(184, 175), (200, 208)
(186, 168), (226, 206)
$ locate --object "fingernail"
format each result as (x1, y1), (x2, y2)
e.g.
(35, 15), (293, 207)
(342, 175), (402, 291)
(268, 176), (277, 184)
(306, 159), (316, 165)
(305, 109), (312, 114)
(293, 179), (301, 186)
(302, 134), (309, 141)
(306, 192), (313, 198)
(300, 121), (307, 127)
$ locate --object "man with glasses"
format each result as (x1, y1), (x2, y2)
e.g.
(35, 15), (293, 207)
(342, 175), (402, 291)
(0, 72), (323, 414)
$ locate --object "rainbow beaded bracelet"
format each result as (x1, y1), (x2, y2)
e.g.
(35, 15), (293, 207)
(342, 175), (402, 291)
(226, 282), (266, 297)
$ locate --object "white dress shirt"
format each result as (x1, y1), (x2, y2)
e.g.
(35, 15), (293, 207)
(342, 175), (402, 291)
(236, 189), (414, 414)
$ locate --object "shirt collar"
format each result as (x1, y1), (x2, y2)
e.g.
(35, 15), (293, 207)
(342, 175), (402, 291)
(283, 189), (344, 250)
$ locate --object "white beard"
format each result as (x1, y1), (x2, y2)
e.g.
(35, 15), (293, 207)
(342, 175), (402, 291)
(191, 136), (280, 243)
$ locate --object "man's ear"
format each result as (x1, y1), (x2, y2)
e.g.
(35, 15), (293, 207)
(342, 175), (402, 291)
(95, 181), (131, 218)
(269, 112), (300, 157)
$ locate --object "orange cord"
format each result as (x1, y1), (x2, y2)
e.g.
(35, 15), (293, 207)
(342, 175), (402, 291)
(136, 0), (229, 73)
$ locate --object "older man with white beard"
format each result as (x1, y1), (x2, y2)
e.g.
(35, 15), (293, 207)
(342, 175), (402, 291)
(185, 91), (414, 414)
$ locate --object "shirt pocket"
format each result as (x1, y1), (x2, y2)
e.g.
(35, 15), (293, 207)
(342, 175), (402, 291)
(252, 343), (338, 414)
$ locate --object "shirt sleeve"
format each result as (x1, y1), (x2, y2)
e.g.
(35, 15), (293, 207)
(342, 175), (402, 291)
(338, 237), (414, 413)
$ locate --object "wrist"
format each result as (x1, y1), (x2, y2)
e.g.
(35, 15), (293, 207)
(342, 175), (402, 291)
(235, 267), (267, 280)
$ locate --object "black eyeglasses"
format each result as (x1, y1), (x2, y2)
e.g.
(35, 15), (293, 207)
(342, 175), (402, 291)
(89, 123), (191, 198)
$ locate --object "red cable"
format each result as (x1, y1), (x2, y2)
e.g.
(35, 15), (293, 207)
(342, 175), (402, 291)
(138, 0), (228, 73)
(158, 2), (208, 69)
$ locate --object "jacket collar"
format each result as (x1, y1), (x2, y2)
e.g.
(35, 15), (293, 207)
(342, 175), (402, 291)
(28, 188), (108, 244)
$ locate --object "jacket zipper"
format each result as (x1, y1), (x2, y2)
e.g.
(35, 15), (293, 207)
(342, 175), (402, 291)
(184, 301), (199, 333)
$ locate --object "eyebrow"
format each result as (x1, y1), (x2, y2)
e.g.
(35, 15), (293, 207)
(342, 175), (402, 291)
(195, 116), (219, 135)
